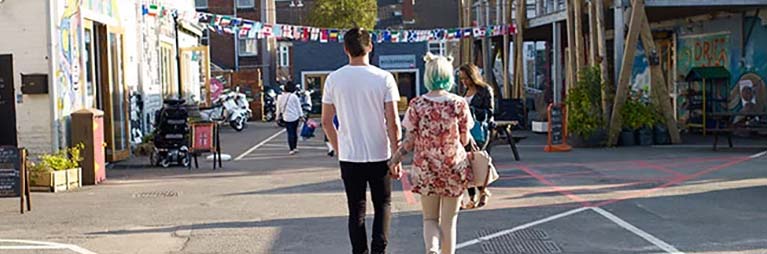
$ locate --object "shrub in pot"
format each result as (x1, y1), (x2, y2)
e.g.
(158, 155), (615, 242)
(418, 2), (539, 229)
(567, 66), (607, 147)
(28, 143), (84, 192)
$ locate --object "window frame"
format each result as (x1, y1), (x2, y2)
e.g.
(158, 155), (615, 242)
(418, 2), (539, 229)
(195, 0), (208, 9)
(237, 0), (255, 8)
(239, 38), (258, 56)
(278, 45), (290, 67)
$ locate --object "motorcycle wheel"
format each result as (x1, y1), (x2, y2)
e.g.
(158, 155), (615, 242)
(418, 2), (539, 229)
(231, 117), (246, 132)
(159, 158), (171, 168)
(264, 111), (275, 122)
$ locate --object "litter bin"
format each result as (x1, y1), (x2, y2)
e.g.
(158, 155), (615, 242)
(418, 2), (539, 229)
(71, 109), (106, 185)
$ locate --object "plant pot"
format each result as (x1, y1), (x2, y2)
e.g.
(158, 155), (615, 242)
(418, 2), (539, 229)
(29, 168), (82, 192)
(637, 127), (654, 146)
(653, 124), (671, 145)
(619, 129), (637, 146)
(569, 128), (607, 148)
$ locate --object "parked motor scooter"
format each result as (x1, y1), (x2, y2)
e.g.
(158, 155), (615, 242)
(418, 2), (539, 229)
(200, 87), (251, 132)
(262, 85), (280, 122)
(295, 86), (314, 116)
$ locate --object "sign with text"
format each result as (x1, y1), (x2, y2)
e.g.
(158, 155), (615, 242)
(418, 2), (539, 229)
(0, 147), (21, 198)
(549, 105), (564, 145)
(379, 55), (416, 69)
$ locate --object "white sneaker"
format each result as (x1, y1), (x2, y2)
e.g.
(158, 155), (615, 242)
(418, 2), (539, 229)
(289, 150), (299, 155)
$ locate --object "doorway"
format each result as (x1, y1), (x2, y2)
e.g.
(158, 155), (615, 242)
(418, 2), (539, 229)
(0, 54), (16, 146)
(85, 21), (130, 162)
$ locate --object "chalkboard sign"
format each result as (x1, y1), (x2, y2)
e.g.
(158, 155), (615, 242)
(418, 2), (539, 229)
(0, 147), (21, 198)
(549, 105), (564, 145)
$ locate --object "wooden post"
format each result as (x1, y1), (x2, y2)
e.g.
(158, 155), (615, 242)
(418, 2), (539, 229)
(503, 0), (511, 99)
(607, 0), (644, 146)
(573, 0), (585, 73)
(514, 0), (526, 99)
(588, 0), (598, 65)
(595, 0), (610, 123)
(566, 0), (577, 90)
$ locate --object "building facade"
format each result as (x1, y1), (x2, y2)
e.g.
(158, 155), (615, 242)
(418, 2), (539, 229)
(0, 0), (203, 161)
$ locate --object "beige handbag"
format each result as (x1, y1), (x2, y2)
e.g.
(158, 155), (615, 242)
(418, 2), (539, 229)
(468, 146), (499, 187)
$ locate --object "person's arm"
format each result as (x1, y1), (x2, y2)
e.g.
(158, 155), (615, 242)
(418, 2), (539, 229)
(383, 74), (402, 179)
(322, 104), (338, 152)
(460, 101), (474, 147)
(290, 94), (304, 119)
(321, 76), (337, 152)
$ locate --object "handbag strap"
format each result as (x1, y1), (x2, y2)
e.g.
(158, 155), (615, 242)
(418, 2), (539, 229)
(279, 94), (291, 117)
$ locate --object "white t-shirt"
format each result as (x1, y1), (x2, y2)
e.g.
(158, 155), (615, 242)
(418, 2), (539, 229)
(277, 93), (303, 122)
(322, 65), (400, 162)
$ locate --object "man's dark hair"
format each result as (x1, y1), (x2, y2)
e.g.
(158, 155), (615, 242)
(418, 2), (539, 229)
(344, 28), (371, 57)
(283, 81), (297, 93)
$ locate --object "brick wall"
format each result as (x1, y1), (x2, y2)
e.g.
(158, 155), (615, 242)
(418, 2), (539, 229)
(204, 0), (264, 70)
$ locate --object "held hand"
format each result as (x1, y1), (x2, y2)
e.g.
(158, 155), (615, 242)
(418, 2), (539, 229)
(467, 152), (475, 161)
(389, 163), (402, 180)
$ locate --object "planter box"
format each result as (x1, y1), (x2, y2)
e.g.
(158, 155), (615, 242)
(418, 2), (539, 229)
(569, 129), (607, 148)
(29, 168), (82, 192)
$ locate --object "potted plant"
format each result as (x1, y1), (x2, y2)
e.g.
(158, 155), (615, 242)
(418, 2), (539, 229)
(567, 66), (607, 147)
(28, 143), (84, 192)
(651, 103), (671, 145)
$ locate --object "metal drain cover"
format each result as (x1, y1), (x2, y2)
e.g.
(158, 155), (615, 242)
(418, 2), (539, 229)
(478, 228), (562, 254)
(132, 191), (179, 198)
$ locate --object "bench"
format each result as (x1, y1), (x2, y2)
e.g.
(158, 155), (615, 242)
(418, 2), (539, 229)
(708, 112), (767, 151)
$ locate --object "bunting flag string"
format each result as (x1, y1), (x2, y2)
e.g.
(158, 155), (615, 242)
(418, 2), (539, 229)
(140, 4), (516, 44)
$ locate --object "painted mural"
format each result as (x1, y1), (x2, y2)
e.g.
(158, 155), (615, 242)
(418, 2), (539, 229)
(677, 32), (731, 79)
(732, 17), (767, 121)
(56, 0), (83, 115)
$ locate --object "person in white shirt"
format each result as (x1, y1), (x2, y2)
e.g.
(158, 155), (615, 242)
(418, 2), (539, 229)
(321, 28), (402, 254)
(276, 82), (304, 155)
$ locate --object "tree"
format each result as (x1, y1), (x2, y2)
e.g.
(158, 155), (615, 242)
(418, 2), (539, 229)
(309, 0), (377, 30)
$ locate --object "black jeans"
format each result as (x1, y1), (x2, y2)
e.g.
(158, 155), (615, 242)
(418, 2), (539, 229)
(340, 161), (392, 254)
(285, 120), (299, 151)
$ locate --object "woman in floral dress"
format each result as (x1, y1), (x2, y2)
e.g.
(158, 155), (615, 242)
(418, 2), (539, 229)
(391, 53), (473, 254)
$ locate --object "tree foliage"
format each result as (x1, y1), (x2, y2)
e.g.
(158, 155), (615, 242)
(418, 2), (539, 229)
(309, 0), (378, 30)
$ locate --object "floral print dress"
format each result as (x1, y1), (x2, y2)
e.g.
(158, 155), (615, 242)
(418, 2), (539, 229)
(403, 94), (474, 197)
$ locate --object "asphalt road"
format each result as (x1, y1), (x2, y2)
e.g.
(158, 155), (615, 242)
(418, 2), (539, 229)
(1, 122), (766, 254)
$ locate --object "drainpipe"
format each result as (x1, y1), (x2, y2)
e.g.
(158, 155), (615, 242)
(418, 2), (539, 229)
(174, 15), (183, 98)
(234, 0), (239, 71)
(46, 0), (60, 152)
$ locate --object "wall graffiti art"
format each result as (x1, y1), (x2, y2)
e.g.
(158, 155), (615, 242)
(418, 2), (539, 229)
(56, 0), (83, 115)
(677, 32), (731, 78)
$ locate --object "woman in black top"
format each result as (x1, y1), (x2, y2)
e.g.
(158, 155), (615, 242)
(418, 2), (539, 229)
(458, 64), (494, 209)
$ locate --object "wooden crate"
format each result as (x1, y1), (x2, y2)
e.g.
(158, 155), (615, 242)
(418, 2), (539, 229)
(29, 168), (82, 192)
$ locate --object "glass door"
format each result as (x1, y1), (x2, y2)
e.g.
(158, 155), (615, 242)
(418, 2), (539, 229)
(107, 29), (130, 161)
(303, 73), (328, 115)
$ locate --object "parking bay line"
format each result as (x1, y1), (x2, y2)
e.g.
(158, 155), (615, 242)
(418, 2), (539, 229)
(234, 129), (286, 161)
(592, 207), (685, 254)
(0, 239), (97, 254)
(455, 207), (590, 249)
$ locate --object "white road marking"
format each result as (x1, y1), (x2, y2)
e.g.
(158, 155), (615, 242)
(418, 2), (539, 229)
(0, 239), (97, 254)
(651, 145), (767, 149)
(260, 144), (329, 151)
(748, 150), (767, 159)
(234, 129), (286, 161)
(591, 207), (685, 254)
(455, 207), (589, 249)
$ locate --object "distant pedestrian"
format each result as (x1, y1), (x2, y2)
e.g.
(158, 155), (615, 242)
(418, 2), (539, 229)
(324, 115), (339, 157)
(458, 64), (494, 209)
(391, 53), (473, 254)
(277, 81), (304, 155)
(321, 28), (402, 254)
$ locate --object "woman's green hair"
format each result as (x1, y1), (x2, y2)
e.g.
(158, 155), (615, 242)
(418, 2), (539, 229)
(423, 53), (455, 91)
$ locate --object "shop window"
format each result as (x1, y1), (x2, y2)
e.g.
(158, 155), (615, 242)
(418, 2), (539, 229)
(237, 0), (255, 8)
(278, 45), (290, 67)
(239, 38), (258, 56)
(428, 41), (446, 56)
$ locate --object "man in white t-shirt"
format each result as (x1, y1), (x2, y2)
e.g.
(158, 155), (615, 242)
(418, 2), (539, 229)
(321, 28), (401, 254)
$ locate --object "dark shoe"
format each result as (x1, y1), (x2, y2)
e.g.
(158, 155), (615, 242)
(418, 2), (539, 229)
(328, 150), (335, 157)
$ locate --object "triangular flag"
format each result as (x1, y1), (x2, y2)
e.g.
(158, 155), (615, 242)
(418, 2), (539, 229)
(463, 28), (473, 38)
(283, 25), (293, 39)
(390, 31), (400, 43)
(338, 30), (345, 43)
(248, 22), (262, 39)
